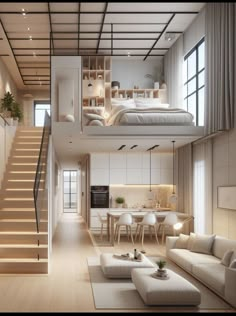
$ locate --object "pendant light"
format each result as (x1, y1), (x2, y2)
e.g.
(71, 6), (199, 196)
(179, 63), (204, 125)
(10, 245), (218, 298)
(147, 145), (159, 200)
(169, 140), (178, 204)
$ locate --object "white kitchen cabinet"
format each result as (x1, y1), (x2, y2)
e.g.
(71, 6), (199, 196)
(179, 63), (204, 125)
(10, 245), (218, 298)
(90, 153), (109, 169)
(126, 153), (142, 169)
(142, 153), (161, 169)
(58, 79), (74, 121)
(160, 153), (173, 169)
(126, 168), (142, 184)
(90, 169), (109, 185)
(160, 169), (173, 184)
(151, 168), (161, 184)
(109, 153), (126, 168)
(110, 169), (126, 184)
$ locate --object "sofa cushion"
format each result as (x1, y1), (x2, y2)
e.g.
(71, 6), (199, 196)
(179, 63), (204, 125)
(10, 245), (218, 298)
(192, 263), (225, 295)
(168, 249), (220, 273)
(230, 251), (236, 265)
(175, 234), (189, 249)
(190, 234), (216, 255)
(212, 236), (236, 259)
(187, 232), (196, 250)
(229, 259), (236, 269)
(220, 250), (234, 267)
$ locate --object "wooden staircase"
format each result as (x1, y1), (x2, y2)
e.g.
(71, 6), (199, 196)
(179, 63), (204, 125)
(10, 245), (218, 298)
(0, 127), (48, 273)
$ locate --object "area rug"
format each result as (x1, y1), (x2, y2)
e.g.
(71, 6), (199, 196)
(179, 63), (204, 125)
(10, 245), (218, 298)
(89, 231), (113, 247)
(87, 256), (232, 311)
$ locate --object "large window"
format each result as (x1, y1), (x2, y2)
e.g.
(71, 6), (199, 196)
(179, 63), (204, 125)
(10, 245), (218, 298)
(63, 170), (77, 213)
(34, 101), (50, 127)
(183, 38), (205, 126)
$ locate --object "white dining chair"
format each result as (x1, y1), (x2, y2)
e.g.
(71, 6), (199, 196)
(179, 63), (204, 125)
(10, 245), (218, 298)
(157, 212), (178, 244)
(135, 212), (159, 246)
(114, 213), (134, 245)
(97, 212), (107, 241)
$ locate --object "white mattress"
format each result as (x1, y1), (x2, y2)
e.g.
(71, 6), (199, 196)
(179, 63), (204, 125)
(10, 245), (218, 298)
(107, 107), (194, 126)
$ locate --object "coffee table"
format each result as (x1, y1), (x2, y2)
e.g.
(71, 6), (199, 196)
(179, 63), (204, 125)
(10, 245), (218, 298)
(100, 253), (155, 278)
(131, 268), (201, 305)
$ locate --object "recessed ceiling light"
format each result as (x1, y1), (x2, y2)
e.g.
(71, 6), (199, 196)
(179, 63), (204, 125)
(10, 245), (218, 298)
(127, 51), (131, 57)
(27, 27), (30, 31)
(33, 52), (36, 57)
(29, 35), (32, 40)
(165, 32), (175, 41)
(22, 9), (27, 17)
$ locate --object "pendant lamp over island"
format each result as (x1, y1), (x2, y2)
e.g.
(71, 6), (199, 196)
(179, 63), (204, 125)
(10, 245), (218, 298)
(169, 140), (178, 204)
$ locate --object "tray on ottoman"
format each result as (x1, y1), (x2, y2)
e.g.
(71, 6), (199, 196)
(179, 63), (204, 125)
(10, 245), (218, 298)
(100, 253), (155, 278)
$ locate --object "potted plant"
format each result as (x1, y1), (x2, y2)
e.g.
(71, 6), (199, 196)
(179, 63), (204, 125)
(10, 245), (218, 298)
(156, 259), (167, 276)
(115, 196), (125, 208)
(1, 91), (23, 124)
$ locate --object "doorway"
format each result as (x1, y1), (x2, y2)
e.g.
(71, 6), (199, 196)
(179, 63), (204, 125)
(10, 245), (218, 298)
(34, 101), (50, 127)
(63, 170), (77, 213)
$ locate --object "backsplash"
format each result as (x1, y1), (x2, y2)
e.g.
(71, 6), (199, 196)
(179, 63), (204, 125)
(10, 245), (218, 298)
(110, 185), (173, 209)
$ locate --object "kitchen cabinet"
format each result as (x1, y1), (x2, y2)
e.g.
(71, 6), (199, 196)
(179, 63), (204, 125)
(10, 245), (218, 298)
(110, 169), (126, 184)
(90, 169), (109, 185)
(109, 153), (126, 168)
(90, 153), (109, 169)
(90, 153), (109, 185)
(126, 168), (142, 184)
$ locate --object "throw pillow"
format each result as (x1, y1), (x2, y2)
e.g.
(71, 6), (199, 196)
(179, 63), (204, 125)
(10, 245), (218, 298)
(84, 113), (104, 121)
(220, 249), (234, 266)
(88, 119), (104, 126)
(229, 259), (236, 269)
(190, 233), (216, 255)
(229, 250), (236, 265)
(64, 114), (75, 122)
(175, 233), (190, 249)
(187, 232), (196, 250)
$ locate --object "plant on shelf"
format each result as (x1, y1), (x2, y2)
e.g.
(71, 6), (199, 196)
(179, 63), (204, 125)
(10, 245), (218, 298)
(156, 259), (166, 270)
(1, 91), (23, 122)
(115, 196), (125, 207)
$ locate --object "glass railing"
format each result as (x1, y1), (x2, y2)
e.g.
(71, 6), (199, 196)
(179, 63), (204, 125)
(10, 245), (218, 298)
(33, 111), (51, 233)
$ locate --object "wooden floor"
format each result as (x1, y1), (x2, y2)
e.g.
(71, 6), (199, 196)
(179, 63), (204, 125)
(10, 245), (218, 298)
(0, 213), (233, 312)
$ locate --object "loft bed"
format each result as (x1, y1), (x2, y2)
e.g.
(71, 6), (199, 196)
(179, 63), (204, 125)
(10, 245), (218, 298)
(82, 98), (204, 138)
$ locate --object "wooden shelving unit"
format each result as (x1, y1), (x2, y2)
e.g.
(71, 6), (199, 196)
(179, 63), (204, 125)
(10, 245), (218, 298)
(111, 88), (160, 99)
(82, 56), (111, 107)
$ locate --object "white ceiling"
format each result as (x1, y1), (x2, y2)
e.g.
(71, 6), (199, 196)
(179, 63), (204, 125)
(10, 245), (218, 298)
(0, 2), (205, 91)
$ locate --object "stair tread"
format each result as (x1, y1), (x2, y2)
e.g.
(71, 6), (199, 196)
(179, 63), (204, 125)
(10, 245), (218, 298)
(0, 231), (47, 235)
(0, 244), (47, 248)
(0, 258), (48, 262)
(0, 219), (47, 222)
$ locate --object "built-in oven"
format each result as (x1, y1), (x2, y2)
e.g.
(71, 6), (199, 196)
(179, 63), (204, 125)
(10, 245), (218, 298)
(90, 186), (109, 208)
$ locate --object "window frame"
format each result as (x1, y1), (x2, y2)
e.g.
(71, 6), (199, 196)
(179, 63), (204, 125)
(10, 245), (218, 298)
(184, 37), (205, 126)
(34, 100), (51, 127)
(63, 170), (77, 210)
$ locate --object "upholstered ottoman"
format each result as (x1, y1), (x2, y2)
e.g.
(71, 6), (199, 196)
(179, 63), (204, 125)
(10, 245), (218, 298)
(131, 268), (201, 306)
(100, 253), (155, 278)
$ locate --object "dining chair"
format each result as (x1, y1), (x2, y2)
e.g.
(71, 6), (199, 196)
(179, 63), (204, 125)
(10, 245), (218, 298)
(97, 212), (107, 241)
(135, 212), (159, 246)
(114, 213), (134, 245)
(157, 212), (178, 244)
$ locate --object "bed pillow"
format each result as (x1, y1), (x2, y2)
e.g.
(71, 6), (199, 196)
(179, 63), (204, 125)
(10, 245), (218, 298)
(111, 98), (136, 109)
(83, 108), (104, 115)
(84, 113), (104, 121)
(135, 98), (169, 108)
(175, 234), (189, 249)
(190, 233), (216, 255)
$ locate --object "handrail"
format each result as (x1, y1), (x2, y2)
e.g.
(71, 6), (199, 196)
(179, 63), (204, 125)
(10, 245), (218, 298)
(33, 111), (51, 233)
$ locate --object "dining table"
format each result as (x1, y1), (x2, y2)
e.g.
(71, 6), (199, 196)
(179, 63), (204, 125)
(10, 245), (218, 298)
(106, 209), (193, 246)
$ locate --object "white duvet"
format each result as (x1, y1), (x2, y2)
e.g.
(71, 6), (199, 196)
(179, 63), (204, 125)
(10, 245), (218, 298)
(107, 107), (194, 126)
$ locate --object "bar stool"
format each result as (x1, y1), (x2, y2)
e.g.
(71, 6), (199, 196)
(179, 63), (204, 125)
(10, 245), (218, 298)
(114, 213), (134, 244)
(97, 212), (107, 241)
(157, 212), (178, 244)
(135, 212), (159, 246)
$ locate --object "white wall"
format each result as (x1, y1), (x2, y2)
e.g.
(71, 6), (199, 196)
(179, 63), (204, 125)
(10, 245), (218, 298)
(212, 128), (236, 239)
(112, 59), (163, 89)
(0, 58), (18, 100)
(183, 7), (205, 56)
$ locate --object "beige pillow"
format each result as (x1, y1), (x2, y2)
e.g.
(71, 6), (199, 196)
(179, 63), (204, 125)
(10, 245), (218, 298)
(220, 250), (234, 266)
(230, 251), (236, 265)
(187, 232), (196, 250)
(175, 234), (189, 249)
(190, 233), (216, 255)
(229, 259), (236, 269)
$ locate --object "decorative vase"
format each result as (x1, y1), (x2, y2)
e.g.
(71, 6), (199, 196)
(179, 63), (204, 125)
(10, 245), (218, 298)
(117, 203), (123, 208)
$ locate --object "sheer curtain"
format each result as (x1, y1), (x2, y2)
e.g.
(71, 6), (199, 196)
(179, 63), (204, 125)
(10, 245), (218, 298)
(205, 3), (236, 135)
(176, 143), (193, 216)
(193, 139), (213, 234)
(164, 34), (184, 108)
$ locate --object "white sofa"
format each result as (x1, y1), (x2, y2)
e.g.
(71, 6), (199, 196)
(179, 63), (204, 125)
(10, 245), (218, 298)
(166, 235), (236, 308)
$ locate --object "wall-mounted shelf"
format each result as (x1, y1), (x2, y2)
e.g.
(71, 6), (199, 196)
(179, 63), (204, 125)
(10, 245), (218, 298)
(111, 88), (164, 99)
